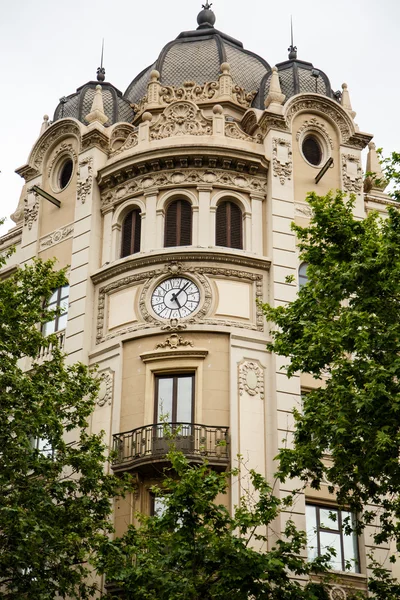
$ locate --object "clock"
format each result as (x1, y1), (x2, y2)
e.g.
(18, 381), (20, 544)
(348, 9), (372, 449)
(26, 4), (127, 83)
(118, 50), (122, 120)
(151, 277), (201, 320)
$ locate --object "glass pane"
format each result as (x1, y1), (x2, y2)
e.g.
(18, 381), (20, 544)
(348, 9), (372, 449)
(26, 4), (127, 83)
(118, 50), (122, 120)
(342, 512), (358, 572)
(320, 507), (339, 531)
(176, 376), (193, 422)
(157, 378), (173, 421)
(306, 505), (318, 562)
(320, 531), (342, 571)
(60, 285), (70, 299)
(43, 319), (55, 335)
(153, 497), (167, 517)
(58, 313), (68, 331)
(49, 290), (58, 304)
(36, 437), (53, 458)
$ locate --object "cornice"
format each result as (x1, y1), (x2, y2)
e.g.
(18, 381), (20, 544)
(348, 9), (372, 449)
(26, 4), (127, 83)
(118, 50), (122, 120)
(91, 249), (271, 285)
(0, 225), (23, 246)
(140, 348), (209, 363)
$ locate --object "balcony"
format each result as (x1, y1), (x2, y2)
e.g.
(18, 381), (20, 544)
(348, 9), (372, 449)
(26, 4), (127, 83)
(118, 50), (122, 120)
(112, 423), (230, 473)
(37, 329), (66, 363)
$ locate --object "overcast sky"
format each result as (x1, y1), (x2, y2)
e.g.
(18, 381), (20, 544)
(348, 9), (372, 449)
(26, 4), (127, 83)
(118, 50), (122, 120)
(0, 0), (398, 235)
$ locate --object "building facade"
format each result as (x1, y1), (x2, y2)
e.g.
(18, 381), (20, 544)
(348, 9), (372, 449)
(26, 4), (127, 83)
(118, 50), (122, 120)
(2, 4), (396, 597)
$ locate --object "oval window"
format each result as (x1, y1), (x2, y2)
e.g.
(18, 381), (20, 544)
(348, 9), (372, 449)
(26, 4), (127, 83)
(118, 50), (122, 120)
(59, 159), (73, 190)
(302, 136), (322, 166)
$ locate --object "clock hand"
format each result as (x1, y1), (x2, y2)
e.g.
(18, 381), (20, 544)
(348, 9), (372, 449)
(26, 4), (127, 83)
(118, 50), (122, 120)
(174, 281), (190, 299)
(170, 292), (182, 309)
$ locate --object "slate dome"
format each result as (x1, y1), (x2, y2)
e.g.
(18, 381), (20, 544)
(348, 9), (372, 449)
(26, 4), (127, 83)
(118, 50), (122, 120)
(124, 6), (271, 106)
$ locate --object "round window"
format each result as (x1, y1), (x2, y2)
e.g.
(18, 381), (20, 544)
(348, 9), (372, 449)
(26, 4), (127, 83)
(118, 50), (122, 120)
(58, 159), (73, 190)
(302, 136), (323, 166)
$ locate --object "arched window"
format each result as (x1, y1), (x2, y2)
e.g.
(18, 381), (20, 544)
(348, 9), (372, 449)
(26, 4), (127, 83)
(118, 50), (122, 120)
(299, 262), (308, 288)
(216, 200), (243, 249)
(121, 208), (141, 257)
(164, 199), (192, 247)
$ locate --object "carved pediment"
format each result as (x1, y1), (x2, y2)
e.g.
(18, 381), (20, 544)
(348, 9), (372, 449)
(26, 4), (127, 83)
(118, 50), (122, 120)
(149, 101), (212, 140)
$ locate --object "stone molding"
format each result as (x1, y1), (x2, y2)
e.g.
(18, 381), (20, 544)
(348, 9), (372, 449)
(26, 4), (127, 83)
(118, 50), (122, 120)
(81, 128), (109, 153)
(284, 95), (354, 143)
(140, 348), (209, 363)
(238, 360), (265, 399)
(295, 117), (334, 149)
(39, 223), (74, 251)
(225, 121), (262, 144)
(100, 167), (266, 212)
(96, 262), (264, 344)
(294, 202), (313, 218)
(97, 369), (114, 407)
(29, 119), (81, 172)
(77, 156), (93, 204)
(149, 101), (212, 140)
(272, 138), (292, 185)
(110, 131), (138, 156)
(342, 153), (363, 193)
(0, 226), (23, 247)
(47, 143), (78, 177)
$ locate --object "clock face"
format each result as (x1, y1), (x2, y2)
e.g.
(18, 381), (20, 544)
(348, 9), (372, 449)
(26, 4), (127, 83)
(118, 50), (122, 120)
(151, 277), (201, 320)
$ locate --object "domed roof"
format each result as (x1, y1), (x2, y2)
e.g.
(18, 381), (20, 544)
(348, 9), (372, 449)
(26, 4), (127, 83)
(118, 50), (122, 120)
(254, 50), (339, 109)
(124, 5), (271, 105)
(53, 75), (134, 126)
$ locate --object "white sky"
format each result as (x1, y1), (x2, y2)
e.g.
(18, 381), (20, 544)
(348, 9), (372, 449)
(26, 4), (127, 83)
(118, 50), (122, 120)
(0, 0), (398, 235)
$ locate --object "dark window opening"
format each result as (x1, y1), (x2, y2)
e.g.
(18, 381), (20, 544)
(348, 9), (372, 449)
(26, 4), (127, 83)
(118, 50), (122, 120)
(302, 136), (322, 166)
(59, 159), (73, 190)
(164, 200), (192, 247)
(216, 201), (243, 249)
(155, 374), (194, 423)
(121, 208), (142, 257)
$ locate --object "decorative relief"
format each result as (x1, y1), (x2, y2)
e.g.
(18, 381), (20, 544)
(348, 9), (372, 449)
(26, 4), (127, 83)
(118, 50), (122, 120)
(238, 360), (265, 399)
(101, 168), (266, 211)
(110, 131), (138, 156)
(296, 117), (334, 148)
(97, 369), (114, 407)
(329, 587), (347, 600)
(342, 154), (363, 193)
(258, 113), (289, 136)
(77, 157), (93, 204)
(159, 81), (219, 104)
(156, 334), (193, 350)
(47, 143), (77, 177)
(96, 264), (264, 344)
(294, 202), (313, 218)
(81, 129), (109, 153)
(149, 101), (212, 140)
(285, 96), (353, 143)
(272, 138), (293, 185)
(225, 121), (262, 144)
(24, 189), (39, 230)
(39, 224), (74, 250)
(30, 120), (81, 171)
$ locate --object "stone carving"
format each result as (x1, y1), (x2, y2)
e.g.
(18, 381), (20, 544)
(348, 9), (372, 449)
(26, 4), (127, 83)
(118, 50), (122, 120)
(97, 370), (114, 407)
(272, 138), (293, 185)
(110, 131), (138, 156)
(160, 81), (219, 104)
(238, 360), (265, 398)
(156, 334), (194, 349)
(161, 318), (188, 332)
(24, 190), (39, 230)
(258, 113), (289, 136)
(329, 587), (347, 600)
(149, 101), (212, 140)
(285, 96), (353, 143)
(225, 122), (262, 144)
(96, 264), (264, 344)
(233, 85), (257, 107)
(39, 224), (74, 250)
(30, 120), (81, 171)
(81, 129), (109, 153)
(342, 154), (363, 193)
(294, 203), (313, 218)
(101, 168), (266, 211)
(77, 157), (93, 204)
(296, 117), (334, 149)
(47, 143), (77, 176)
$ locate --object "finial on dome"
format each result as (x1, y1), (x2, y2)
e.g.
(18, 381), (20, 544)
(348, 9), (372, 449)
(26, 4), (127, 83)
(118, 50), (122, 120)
(365, 141), (388, 192)
(97, 39), (106, 82)
(288, 16), (297, 60)
(40, 114), (50, 136)
(341, 82), (356, 120)
(197, 2), (216, 29)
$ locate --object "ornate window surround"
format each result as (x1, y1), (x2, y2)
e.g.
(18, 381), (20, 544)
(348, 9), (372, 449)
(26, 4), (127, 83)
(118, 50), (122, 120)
(111, 198), (146, 261)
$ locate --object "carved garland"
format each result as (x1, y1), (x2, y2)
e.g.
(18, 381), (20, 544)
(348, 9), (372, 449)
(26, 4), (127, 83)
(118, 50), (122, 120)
(77, 157), (93, 204)
(96, 264), (264, 344)
(156, 334), (194, 350)
(342, 153), (363, 193)
(149, 101), (212, 140)
(97, 369), (114, 407)
(47, 143), (78, 177)
(39, 224), (74, 250)
(272, 138), (293, 185)
(296, 117), (334, 149)
(24, 190), (39, 230)
(238, 360), (265, 399)
(285, 96), (353, 143)
(101, 168), (266, 211)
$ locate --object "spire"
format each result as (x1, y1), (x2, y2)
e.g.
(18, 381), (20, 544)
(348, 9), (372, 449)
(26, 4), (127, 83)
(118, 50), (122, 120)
(40, 115), (50, 136)
(265, 67), (285, 111)
(288, 16), (297, 60)
(85, 85), (108, 125)
(97, 39), (105, 83)
(341, 82), (356, 119)
(365, 142), (388, 192)
(197, 2), (216, 29)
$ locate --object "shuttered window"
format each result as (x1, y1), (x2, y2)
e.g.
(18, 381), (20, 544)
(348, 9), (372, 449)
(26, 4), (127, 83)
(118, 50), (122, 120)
(164, 199), (192, 247)
(121, 209), (141, 257)
(216, 201), (243, 249)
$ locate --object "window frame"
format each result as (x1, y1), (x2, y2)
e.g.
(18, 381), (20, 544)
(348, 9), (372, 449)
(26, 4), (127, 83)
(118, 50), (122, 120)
(42, 285), (70, 335)
(164, 199), (192, 248)
(121, 207), (142, 258)
(306, 503), (360, 573)
(215, 200), (243, 250)
(154, 373), (195, 424)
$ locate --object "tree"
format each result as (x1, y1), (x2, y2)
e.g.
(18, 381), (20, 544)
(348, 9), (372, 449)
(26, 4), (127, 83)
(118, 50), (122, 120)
(96, 447), (335, 600)
(261, 191), (400, 588)
(0, 256), (125, 599)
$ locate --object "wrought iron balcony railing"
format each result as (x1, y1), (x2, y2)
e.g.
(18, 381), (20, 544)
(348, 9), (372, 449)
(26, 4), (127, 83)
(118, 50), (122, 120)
(112, 422), (229, 472)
